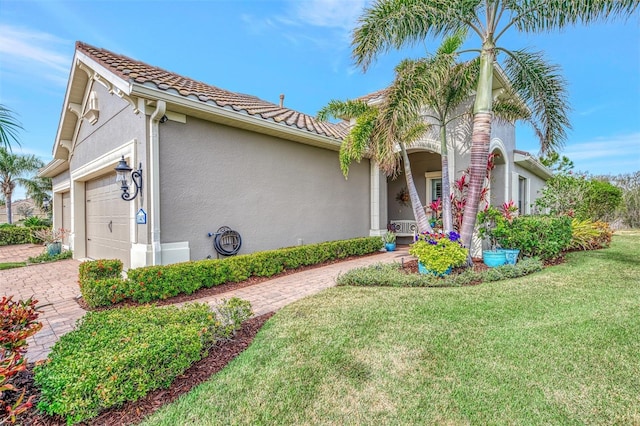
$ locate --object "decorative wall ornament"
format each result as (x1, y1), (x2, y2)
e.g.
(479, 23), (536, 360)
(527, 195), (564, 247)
(395, 187), (410, 207)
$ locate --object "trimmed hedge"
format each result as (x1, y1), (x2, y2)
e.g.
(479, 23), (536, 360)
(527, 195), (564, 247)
(80, 237), (383, 308)
(336, 257), (544, 288)
(34, 299), (252, 425)
(0, 225), (48, 246)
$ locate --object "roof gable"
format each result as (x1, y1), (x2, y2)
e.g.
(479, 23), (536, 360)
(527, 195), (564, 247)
(75, 42), (347, 141)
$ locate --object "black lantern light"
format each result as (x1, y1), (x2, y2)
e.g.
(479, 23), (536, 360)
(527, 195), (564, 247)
(114, 156), (142, 201)
(42, 196), (51, 212)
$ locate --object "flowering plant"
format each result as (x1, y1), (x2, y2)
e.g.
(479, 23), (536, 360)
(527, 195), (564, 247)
(32, 228), (69, 244)
(409, 231), (468, 275)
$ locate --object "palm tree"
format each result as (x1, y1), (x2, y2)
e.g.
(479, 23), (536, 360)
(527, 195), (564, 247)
(0, 148), (44, 224)
(352, 0), (638, 248)
(22, 176), (52, 211)
(318, 97), (434, 233)
(0, 105), (24, 151)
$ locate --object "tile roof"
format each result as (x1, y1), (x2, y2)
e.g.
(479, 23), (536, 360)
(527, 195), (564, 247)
(76, 42), (348, 140)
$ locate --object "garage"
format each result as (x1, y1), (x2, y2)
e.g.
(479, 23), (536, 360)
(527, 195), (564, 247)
(85, 174), (131, 269)
(61, 192), (71, 246)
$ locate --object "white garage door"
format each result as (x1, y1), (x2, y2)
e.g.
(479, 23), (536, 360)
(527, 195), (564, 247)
(85, 174), (130, 269)
(61, 192), (71, 246)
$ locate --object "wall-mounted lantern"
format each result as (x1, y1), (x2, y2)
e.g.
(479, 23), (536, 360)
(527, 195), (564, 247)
(42, 196), (51, 212)
(114, 156), (142, 201)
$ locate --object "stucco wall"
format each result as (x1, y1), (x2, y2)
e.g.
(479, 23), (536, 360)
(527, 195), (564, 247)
(52, 170), (70, 187)
(387, 151), (441, 222)
(71, 82), (147, 171)
(158, 117), (371, 260)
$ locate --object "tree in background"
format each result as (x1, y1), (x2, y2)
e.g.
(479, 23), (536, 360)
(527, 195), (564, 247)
(21, 176), (52, 211)
(351, 0), (637, 248)
(605, 172), (640, 228)
(536, 170), (622, 223)
(539, 151), (574, 174)
(0, 105), (24, 151)
(0, 148), (44, 224)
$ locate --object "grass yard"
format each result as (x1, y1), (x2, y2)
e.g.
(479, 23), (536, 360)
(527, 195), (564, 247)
(143, 235), (640, 425)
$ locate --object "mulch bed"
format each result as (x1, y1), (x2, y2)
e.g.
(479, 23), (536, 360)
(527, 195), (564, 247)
(5, 313), (273, 426)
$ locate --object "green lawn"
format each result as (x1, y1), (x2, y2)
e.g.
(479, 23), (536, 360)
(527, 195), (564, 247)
(143, 235), (640, 425)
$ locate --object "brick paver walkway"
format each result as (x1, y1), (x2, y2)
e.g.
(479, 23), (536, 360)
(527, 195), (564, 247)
(1, 253), (84, 361)
(1, 244), (412, 361)
(184, 247), (411, 316)
(0, 243), (45, 263)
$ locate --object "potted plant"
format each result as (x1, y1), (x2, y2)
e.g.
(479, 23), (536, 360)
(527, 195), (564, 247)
(494, 201), (521, 265)
(32, 227), (69, 256)
(382, 230), (397, 252)
(477, 207), (507, 267)
(409, 231), (468, 276)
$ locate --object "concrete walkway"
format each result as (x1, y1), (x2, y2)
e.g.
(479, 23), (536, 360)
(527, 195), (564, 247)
(1, 244), (411, 361)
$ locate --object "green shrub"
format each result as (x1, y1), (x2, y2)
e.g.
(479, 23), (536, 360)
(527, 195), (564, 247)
(27, 249), (73, 264)
(337, 258), (544, 288)
(78, 259), (122, 282)
(0, 226), (48, 246)
(492, 215), (572, 261)
(22, 216), (51, 228)
(34, 299), (252, 424)
(83, 237), (383, 308)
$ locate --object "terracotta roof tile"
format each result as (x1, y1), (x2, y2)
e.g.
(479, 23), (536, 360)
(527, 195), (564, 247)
(76, 41), (347, 140)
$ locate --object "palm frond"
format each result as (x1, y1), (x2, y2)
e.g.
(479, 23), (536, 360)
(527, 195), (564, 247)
(0, 105), (24, 150)
(508, 0), (640, 34)
(502, 48), (571, 153)
(352, 0), (473, 70)
(316, 99), (371, 121)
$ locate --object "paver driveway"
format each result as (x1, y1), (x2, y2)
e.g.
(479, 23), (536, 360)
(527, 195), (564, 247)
(1, 244), (84, 361)
(2, 243), (411, 361)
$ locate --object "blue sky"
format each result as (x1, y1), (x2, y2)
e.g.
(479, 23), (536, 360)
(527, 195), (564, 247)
(1, 0), (639, 199)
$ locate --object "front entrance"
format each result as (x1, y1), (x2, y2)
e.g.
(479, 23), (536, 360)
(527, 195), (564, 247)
(85, 174), (131, 269)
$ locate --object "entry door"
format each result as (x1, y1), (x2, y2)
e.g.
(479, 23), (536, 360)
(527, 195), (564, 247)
(85, 174), (130, 269)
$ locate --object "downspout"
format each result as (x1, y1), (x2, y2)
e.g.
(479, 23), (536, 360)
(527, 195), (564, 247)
(149, 100), (166, 265)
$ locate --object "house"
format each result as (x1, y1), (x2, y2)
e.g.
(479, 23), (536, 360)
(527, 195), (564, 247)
(40, 42), (551, 269)
(0, 198), (48, 224)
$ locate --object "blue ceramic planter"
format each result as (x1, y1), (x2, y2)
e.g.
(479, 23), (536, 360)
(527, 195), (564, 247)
(385, 243), (396, 252)
(47, 242), (62, 256)
(483, 250), (507, 267)
(503, 249), (520, 265)
(418, 262), (452, 277)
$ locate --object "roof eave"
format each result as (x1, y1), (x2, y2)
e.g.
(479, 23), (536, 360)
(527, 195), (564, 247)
(39, 159), (69, 178)
(514, 151), (553, 180)
(132, 84), (344, 151)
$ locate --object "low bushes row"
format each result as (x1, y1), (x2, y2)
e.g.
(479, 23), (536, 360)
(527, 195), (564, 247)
(80, 237), (383, 308)
(0, 225), (48, 246)
(34, 299), (252, 425)
(337, 257), (544, 288)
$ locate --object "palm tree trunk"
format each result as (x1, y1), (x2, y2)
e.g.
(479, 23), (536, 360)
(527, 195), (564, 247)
(400, 143), (432, 234)
(440, 125), (453, 233)
(6, 192), (12, 224)
(459, 41), (496, 248)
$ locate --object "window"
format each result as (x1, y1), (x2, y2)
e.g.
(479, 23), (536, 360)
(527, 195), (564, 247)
(518, 176), (527, 213)
(425, 172), (442, 210)
(431, 178), (442, 202)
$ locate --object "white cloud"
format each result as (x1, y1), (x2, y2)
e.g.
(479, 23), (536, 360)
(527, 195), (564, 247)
(0, 25), (70, 86)
(288, 0), (369, 30)
(563, 132), (640, 174)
